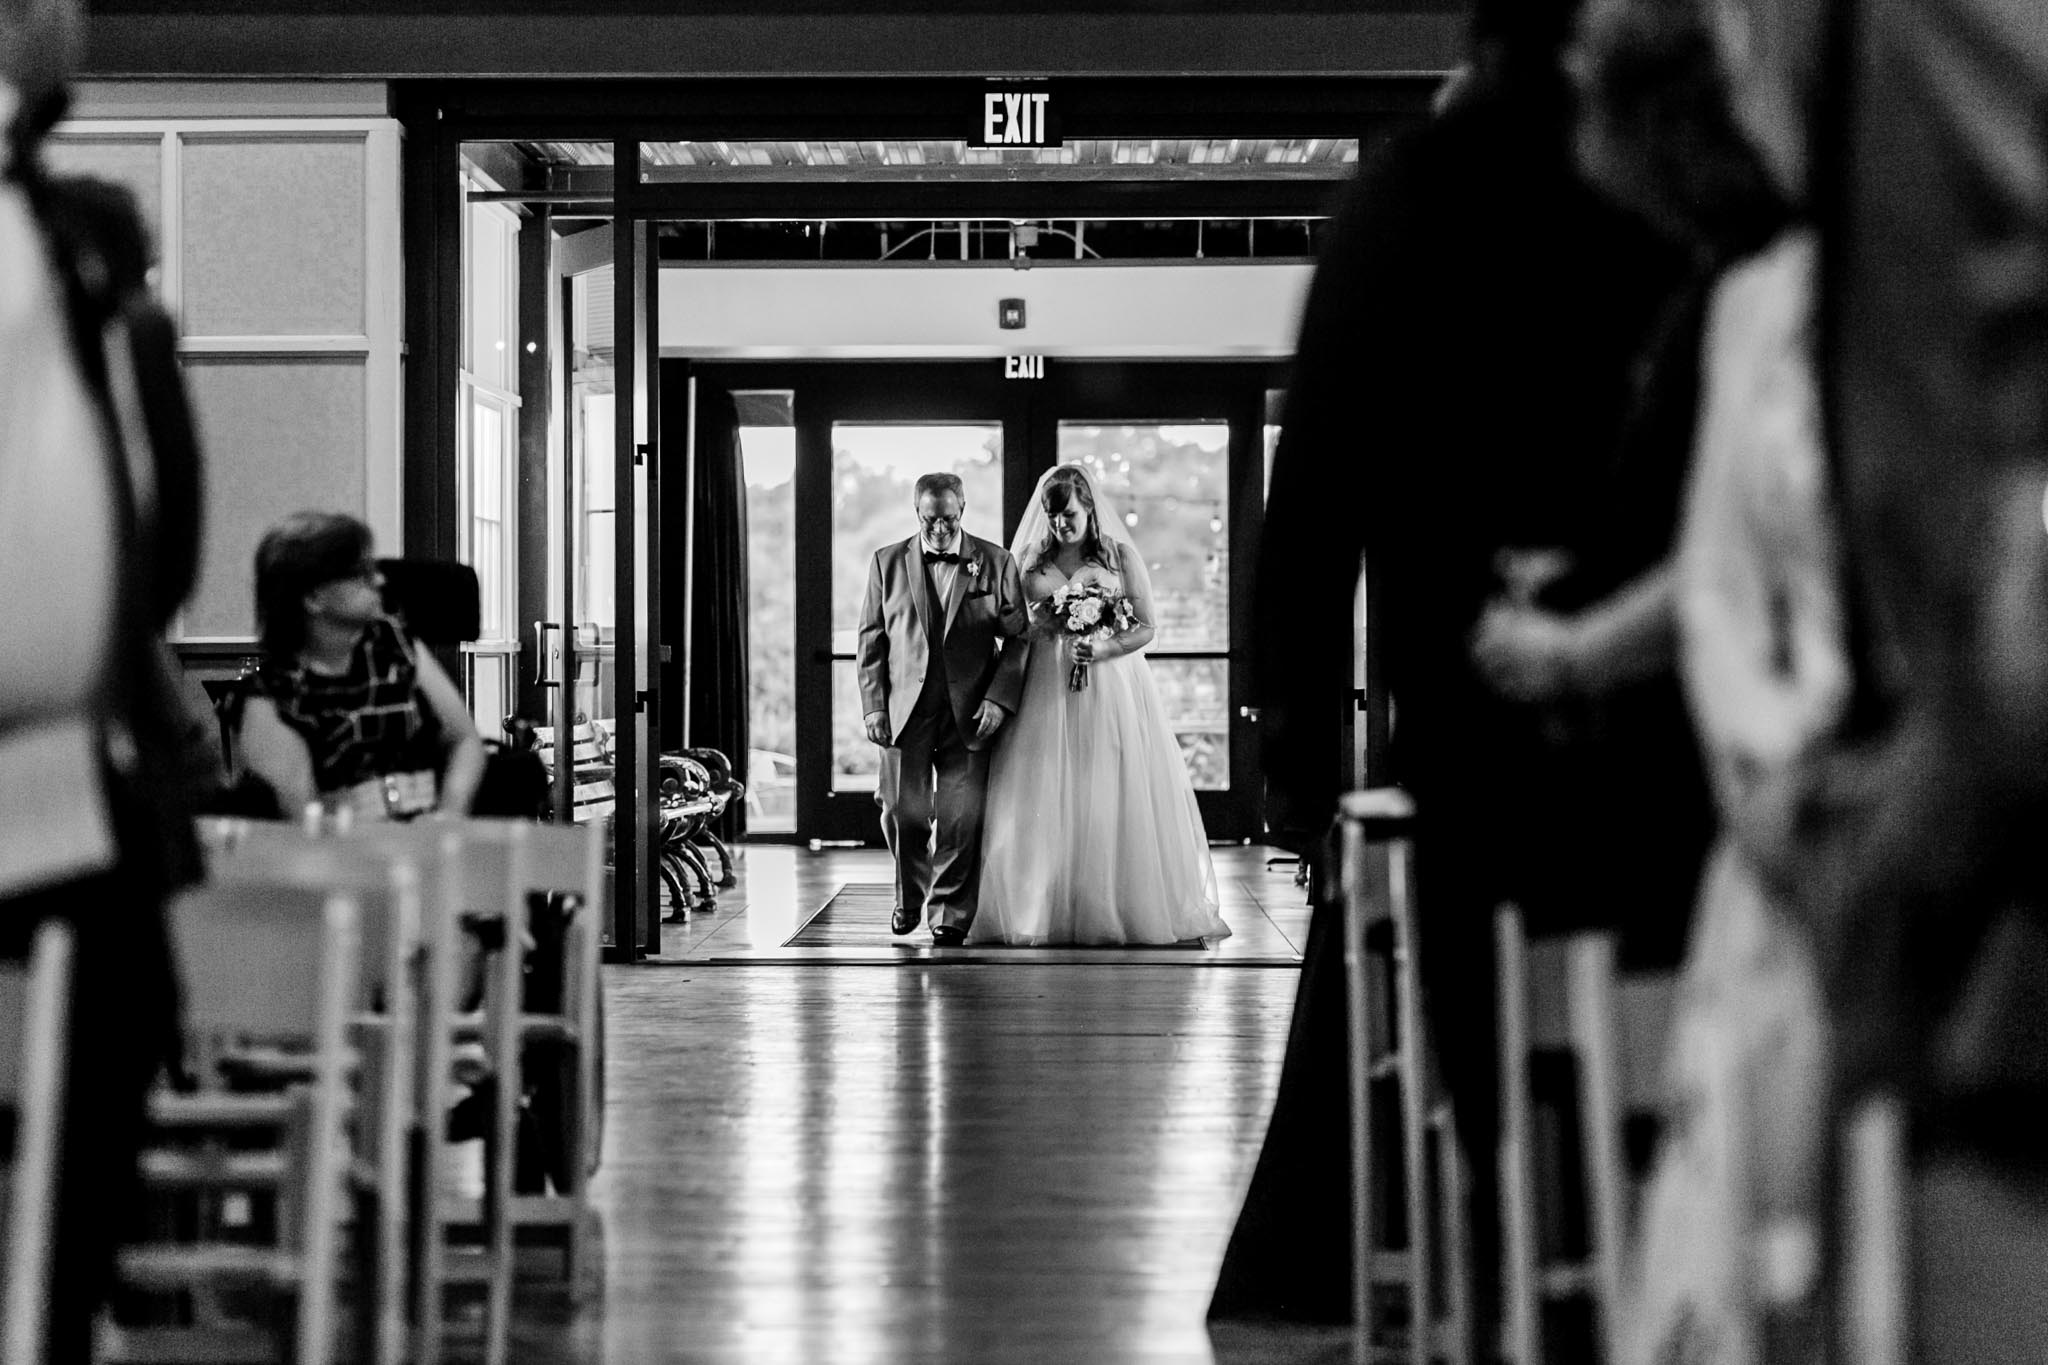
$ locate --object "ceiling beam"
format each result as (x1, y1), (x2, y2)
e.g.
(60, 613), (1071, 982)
(82, 10), (1462, 80)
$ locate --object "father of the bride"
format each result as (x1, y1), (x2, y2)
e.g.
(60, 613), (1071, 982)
(858, 472), (1030, 946)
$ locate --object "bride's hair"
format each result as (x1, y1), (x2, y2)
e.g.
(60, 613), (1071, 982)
(1029, 464), (1120, 573)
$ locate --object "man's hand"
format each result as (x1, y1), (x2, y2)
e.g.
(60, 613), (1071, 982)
(864, 711), (892, 746)
(973, 701), (1008, 741)
(1470, 601), (1579, 703)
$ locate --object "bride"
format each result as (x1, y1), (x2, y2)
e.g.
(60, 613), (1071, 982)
(972, 463), (1230, 945)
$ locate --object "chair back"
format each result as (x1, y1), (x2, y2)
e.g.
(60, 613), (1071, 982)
(168, 880), (363, 1076)
(133, 882), (361, 1365)
(205, 828), (420, 1011)
(0, 922), (73, 1365)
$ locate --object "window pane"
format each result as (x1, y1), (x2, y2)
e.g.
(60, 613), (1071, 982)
(742, 415), (796, 833)
(469, 652), (507, 735)
(469, 399), (505, 635)
(474, 520), (503, 635)
(577, 391), (616, 624)
(832, 660), (879, 793)
(467, 201), (513, 392)
(474, 403), (503, 509)
(829, 423), (1002, 651)
(1148, 658), (1230, 789)
(1056, 423), (1228, 651)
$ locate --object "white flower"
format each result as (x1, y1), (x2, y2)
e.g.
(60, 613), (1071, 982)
(1070, 598), (1103, 628)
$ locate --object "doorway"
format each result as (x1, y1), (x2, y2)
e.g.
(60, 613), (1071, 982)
(431, 83), (1431, 952)
(690, 358), (1277, 846)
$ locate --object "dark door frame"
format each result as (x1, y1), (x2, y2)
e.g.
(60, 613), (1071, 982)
(690, 357), (1280, 846)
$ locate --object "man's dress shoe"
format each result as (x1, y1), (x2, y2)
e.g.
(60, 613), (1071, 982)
(930, 925), (966, 947)
(890, 906), (918, 935)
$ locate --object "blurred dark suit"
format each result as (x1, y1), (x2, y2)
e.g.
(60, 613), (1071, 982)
(1212, 62), (1685, 1325)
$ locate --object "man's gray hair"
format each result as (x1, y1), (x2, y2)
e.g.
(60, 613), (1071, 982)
(914, 472), (966, 504)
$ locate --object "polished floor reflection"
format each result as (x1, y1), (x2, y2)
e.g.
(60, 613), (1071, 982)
(652, 846), (1309, 964)
(529, 848), (1309, 1364)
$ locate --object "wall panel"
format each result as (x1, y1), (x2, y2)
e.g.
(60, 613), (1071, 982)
(181, 357), (369, 636)
(49, 107), (401, 644)
(181, 136), (367, 338)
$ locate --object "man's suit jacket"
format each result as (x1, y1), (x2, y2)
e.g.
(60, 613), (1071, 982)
(856, 531), (1029, 751)
(1253, 81), (1683, 920)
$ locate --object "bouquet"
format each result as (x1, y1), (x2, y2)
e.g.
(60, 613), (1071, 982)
(1046, 581), (1137, 691)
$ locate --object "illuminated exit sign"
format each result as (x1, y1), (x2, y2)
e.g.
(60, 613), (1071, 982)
(974, 88), (1058, 147)
(1004, 355), (1045, 379)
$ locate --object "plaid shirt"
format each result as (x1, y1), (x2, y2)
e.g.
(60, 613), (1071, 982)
(255, 619), (443, 794)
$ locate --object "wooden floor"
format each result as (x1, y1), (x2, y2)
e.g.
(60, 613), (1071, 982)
(492, 846), (1325, 1364)
(651, 845), (1310, 965)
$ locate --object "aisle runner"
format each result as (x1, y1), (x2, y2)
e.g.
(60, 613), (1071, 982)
(786, 883), (1204, 949)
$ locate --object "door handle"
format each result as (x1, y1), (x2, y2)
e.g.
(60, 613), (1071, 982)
(1238, 706), (1261, 722)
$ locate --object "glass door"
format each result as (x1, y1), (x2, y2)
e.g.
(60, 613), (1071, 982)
(820, 419), (1006, 840)
(700, 359), (1274, 845)
(1034, 363), (1270, 840)
(705, 362), (1024, 845)
(553, 216), (660, 957)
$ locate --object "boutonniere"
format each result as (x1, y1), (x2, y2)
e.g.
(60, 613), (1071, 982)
(963, 558), (983, 580)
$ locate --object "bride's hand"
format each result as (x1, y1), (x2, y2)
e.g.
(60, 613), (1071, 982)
(1073, 635), (1118, 664)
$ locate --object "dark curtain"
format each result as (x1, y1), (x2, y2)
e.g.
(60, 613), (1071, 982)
(689, 382), (750, 840)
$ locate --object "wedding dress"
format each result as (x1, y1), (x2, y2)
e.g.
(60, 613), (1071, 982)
(971, 467), (1230, 946)
(1622, 230), (1843, 1363)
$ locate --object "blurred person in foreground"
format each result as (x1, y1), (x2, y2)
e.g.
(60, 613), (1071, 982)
(2, 0), (205, 1357)
(1212, 0), (1686, 1343)
(1816, 0), (2048, 1355)
(1477, 0), (1847, 1357)
(237, 511), (485, 822)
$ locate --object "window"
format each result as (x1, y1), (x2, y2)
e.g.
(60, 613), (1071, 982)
(1057, 422), (1231, 788)
(459, 178), (521, 733)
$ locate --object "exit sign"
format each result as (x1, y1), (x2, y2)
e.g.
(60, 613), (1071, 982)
(1004, 355), (1045, 379)
(974, 88), (1058, 147)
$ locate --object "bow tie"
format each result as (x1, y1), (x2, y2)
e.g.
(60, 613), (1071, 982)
(922, 550), (962, 565)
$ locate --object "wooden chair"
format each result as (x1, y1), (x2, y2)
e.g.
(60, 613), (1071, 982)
(321, 817), (604, 1364)
(1337, 789), (1472, 1365)
(1840, 1090), (1909, 1365)
(1, 921), (75, 1365)
(315, 822), (471, 1365)
(203, 829), (430, 1365)
(104, 882), (362, 1365)
(385, 819), (600, 1365)
(1494, 908), (1677, 1365)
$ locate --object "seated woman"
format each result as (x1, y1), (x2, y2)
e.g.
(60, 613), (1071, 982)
(237, 511), (485, 821)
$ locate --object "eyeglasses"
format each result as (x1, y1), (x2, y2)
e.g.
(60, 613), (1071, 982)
(323, 558), (381, 586)
(919, 514), (961, 531)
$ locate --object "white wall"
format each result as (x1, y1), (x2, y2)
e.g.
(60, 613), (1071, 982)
(658, 261), (1312, 359)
